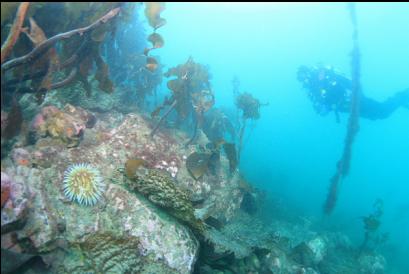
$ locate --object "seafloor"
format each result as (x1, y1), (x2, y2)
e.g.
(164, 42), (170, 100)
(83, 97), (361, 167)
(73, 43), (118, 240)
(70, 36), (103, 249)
(1, 91), (386, 274)
(1, 3), (388, 274)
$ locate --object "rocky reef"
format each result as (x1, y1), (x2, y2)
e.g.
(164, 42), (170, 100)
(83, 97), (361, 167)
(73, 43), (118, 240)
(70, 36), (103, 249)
(0, 106), (245, 274)
(125, 164), (206, 234)
(0, 3), (391, 274)
(29, 104), (92, 148)
(197, 211), (387, 274)
(1, 106), (387, 273)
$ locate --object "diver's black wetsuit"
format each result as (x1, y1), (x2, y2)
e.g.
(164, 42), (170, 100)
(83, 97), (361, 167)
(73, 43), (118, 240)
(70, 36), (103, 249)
(358, 89), (409, 120)
(297, 65), (409, 121)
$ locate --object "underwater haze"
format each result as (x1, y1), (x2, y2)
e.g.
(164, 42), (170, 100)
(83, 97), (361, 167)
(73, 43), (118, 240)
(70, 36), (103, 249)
(1, 2), (408, 274)
(154, 2), (409, 272)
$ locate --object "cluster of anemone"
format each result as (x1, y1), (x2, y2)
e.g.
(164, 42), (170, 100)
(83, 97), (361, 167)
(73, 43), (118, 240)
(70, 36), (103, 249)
(63, 163), (105, 206)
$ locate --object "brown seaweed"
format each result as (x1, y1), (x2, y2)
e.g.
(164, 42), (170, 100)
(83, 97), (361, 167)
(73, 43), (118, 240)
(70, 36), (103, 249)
(143, 2), (166, 72)
(1, 2), (30, 64)
(1, 183), (11, 208)
(223, 142), (237, 173)
(22, 17), (60, 93)
(150, 57), (214, 140)
(324, 3), (361, 215)
(94, 50), (114, 93)
(186, 152), (212, 180)
(1, 5), (121, 104)
(144, 2), (166, 30)
(234, 91), (267, 162)
(1, 7), (121, 72)
(235, 92), (261, 120)
(146, 56), (158, 72)
(125, 158), (146, 179)
(3, 98), (23, 140)
(125, 165), (205, 234)
(148, 33), (164, 49)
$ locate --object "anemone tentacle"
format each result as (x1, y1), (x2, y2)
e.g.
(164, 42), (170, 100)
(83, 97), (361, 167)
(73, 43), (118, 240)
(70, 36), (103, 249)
(63, 163), (105, 206)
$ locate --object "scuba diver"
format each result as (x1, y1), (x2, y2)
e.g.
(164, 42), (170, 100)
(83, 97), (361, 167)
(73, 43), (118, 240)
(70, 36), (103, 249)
(297, 64), (409, 121)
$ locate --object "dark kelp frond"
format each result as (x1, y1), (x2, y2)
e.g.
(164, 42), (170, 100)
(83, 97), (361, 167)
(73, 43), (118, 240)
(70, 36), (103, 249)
(223, 142), (238, 173)
(324, 3), (361, 215)
(186, 152), (212, 180)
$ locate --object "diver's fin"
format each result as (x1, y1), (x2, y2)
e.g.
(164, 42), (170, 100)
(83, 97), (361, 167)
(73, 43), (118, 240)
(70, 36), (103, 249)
(397, 88), (409, 109)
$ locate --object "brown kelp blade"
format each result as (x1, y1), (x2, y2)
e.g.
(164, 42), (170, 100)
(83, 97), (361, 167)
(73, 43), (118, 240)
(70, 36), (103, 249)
(3, 98), (23, 140)
(148, 33), (164, 49)
(1, 2), (30, 64)
(125, 158), (146, 179)
(144, 2), (166, 29)
(323, 172), (340, 215)
(146, 56), (158, 72)
(186, 152), (211, 180)
(223, 142), (237, 173)
(323, 3), (361, 215)
(23, 17), (47, 46)
(167, 78), (184, 92)
(143, 47), (151, 56)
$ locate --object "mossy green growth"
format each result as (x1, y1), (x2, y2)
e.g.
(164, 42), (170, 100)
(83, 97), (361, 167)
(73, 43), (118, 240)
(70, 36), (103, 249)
(126, 166), (205, 234)
(61, 232), (178, 274)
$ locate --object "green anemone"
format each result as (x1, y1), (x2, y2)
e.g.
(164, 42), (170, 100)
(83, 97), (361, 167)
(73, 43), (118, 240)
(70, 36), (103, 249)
(63, 163), (105, 206)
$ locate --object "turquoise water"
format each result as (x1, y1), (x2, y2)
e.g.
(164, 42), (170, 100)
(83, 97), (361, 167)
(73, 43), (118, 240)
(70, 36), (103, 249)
(2, 2), (408, 273)
(150, 2), (409, 272)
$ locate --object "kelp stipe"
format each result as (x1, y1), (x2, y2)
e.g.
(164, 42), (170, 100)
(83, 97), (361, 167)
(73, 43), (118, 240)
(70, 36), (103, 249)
(324, 3), (361, 215)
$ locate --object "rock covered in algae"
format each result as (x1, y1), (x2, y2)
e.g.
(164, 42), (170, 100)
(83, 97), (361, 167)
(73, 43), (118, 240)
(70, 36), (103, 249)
(63, 232), (179, 274)
(0, 111), (246, 273)
(52, 81), (116, 112)
(1, 170), (33, 233)
(0, 164), (199, 274)
(30, 105), (88, 147)
(60, 182), (199, 274)
(126, 163), (205, 234)
(358, 253), (386, 274)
